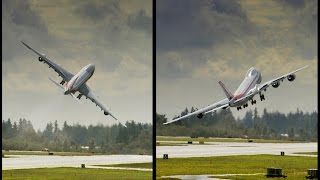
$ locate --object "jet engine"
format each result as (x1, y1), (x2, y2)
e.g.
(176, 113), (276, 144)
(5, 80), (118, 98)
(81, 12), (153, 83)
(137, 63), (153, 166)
(104, 111), (109, 116)
(271, 81), (280, 88)
(287, 74), (296, 81)
(197, 113), (203, 119)
(38, 57), (44, 62)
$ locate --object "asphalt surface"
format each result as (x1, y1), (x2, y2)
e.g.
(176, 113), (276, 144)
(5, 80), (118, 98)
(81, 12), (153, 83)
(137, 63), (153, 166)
(2, 154), (152, 170)
(156, 142), (317, 158)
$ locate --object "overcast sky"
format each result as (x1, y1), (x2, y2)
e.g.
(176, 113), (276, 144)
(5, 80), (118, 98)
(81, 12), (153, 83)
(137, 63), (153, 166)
(157, 0), (317, 120)
(2, 0), (152, 130)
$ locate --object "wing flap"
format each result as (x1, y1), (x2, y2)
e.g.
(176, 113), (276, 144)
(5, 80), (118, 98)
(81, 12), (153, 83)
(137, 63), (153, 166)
(78, 84), (125, 126)
(21, 41), (74, 81)
(164, 98), (229, 125)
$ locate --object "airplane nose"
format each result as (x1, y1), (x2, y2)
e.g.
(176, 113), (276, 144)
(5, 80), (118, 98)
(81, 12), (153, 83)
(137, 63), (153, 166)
(86, 64), (95, 73)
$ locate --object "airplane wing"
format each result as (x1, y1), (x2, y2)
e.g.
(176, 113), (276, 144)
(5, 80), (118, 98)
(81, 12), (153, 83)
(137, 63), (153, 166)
(163, 98), (229, 125)
(258, 65), (308, 92)
(78, 84), (125, 126)
(21, 41), (74, 81)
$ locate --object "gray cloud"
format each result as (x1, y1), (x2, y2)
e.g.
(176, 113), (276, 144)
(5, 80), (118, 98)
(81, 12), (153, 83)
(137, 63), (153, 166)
(128, 10), (152, 34)
(3, 0), (152, 130)
(74, 1), (119, 21)
(156, 0), (254, 51)
(157, 0), (317, 120)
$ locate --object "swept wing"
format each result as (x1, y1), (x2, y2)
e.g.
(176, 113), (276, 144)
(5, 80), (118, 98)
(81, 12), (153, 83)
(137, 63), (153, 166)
(163, 98), (229, 125)
(21, 41), (74, 81)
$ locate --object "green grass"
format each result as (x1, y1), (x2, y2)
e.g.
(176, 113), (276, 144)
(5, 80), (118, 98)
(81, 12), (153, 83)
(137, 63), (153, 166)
(156, 142), (187, 146)
(156, 155), (317, 180)
(2, 151), (101, 156)
(157, 136), (301, 143)
(95, 162), (152, 169)
(293, 152), (318, 155)
(2, 167), (151, 180)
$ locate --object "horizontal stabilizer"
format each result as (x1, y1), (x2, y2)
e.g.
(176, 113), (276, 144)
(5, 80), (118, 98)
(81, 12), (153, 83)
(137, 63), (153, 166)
(48, 77), (64, 90)
(48, 77), (82, 104)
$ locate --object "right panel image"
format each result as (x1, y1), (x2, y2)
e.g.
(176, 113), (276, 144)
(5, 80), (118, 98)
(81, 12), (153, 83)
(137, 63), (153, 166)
(156, 0), (317, 179)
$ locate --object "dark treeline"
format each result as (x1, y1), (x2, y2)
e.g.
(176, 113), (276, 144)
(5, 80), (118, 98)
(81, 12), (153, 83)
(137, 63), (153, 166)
(2, 119), (152, 155)
(157, 107), (317, 141)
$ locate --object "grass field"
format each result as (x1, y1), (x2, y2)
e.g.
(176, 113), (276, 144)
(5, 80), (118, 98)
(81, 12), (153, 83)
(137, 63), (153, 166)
(156, 142), (187, 146)
(2, 151), (100, 156)
(156, 154), (317, 179)
(157, 136), (302, 143)
(294, 152), (318, 155)
(95, 162), (152, 169)
(2, 167), (152, 180)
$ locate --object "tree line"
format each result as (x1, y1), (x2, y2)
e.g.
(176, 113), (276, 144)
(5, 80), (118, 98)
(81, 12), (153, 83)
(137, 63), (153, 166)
(156, 107), (317, 141)
(2, 119), (152, 155)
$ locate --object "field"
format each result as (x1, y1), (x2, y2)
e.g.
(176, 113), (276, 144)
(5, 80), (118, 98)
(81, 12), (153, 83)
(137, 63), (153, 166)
(95, 162), (152, 169)
(157, 136), (302, 144)
(2, 150), (100, 156)
(2, 167), (152, 180)
(294, 152), (318, 155)
(156, 154), (317, 179)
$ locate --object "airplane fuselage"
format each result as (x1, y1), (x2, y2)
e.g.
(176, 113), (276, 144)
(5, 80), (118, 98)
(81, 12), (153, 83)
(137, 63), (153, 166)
(64, 64), (95, 95)
(229, 67), (262, 107)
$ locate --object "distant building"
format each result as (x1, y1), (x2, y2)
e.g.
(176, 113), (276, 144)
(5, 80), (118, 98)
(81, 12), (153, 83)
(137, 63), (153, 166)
(80, 146), (89, 150)
(42, 148), (49, 152)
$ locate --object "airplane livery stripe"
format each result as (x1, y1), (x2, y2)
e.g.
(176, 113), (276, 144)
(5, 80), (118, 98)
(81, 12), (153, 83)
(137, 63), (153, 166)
(233, 75), (257, 100)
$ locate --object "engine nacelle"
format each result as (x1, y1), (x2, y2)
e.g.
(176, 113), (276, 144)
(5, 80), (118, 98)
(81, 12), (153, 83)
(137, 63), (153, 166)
(287, 74), (296, 81)
(38, 57), (44, 62)
(271, 81), (280, 88)
(197, 113), (203, 119)
(104, 111), (109, 116)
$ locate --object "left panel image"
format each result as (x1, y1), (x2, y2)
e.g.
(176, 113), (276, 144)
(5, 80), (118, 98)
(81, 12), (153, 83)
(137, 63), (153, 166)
(2, 0), (153, 179)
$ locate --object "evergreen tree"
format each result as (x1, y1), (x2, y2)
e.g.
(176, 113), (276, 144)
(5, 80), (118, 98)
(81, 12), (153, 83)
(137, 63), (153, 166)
(54, 120), (59, 134)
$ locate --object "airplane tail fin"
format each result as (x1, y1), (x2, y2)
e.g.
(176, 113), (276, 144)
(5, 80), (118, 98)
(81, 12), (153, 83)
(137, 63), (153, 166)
(218, 81), (233, 100)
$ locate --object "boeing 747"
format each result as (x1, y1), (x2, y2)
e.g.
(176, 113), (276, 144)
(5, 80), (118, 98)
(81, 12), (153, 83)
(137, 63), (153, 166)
(164, 65), (308, 125)
(21, 41), (124, 126)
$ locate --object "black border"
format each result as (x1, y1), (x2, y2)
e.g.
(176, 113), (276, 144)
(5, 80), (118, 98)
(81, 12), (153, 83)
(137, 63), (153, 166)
(152, 0), (156, 179)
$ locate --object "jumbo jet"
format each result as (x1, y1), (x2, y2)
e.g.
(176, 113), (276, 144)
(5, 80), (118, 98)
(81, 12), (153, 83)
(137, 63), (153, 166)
(21, 41), (125, 126)
(164, 65), (308, 125)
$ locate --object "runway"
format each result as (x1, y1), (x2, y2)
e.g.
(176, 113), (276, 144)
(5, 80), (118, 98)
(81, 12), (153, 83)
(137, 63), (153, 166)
(2, 154), (152, 170)
(156, 142), (317, 158)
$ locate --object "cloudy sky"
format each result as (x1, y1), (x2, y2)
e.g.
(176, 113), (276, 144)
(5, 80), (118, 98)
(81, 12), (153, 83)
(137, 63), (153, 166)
(157, 0), (317, 120)
(2, 0), (152, 130)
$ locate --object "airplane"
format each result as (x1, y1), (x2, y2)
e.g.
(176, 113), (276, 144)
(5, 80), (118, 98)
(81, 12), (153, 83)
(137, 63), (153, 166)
(164, 65), (308, 125)
(21, 41), (126, 127)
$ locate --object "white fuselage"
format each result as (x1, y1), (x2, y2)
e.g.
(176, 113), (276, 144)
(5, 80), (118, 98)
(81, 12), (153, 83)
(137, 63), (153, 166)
(229, 67), (262, 107)
(64, 64), (95, 95)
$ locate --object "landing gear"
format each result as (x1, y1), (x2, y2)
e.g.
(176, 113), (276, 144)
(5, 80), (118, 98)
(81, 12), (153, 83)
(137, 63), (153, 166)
(197, 113), (204, 119)
(77, 94), (82, 99)
(243, 103), (248, 108)
(260, 94), (265, 101)
(237, 107), (242, 111)
(60, 80), (65, 85)
(251, 99), (257, 105)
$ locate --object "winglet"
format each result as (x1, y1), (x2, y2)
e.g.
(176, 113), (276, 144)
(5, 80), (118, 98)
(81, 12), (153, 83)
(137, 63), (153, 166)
(117, 119), (127, 128)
